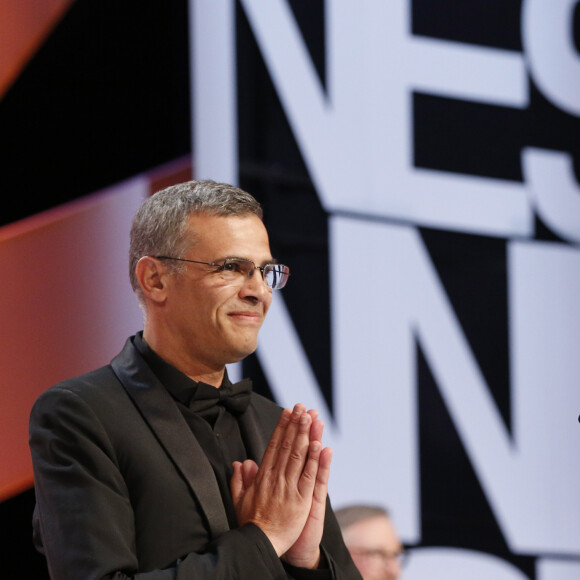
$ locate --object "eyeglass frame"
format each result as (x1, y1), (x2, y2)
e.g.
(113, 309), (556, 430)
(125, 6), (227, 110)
(153, 255), (290, 290)
(348, 547), (408, 568)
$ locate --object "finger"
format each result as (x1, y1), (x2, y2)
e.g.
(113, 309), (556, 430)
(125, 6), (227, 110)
(242, 460), (259, 489)
(230, 461), (244, 503)
(296, 438), (322, 498)
(305, 446), (332, 507)
(318, 446), (332, 472)
(276, 403), (308, 474)
(307, 408), (319, 422)
(283, 409), (313, 481)
(309, 417), (324, 445)
(308, 447), (332, 525)
(314, 447), (332, 499)
(260, 408), (292, 470)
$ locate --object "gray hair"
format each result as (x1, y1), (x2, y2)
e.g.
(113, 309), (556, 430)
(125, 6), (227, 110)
(129, 179), (263, 305)
(335, 505), (391, 531)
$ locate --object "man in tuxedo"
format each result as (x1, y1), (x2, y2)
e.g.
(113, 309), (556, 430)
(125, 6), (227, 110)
(29, 180), (361, 579)
(336, 505), (405, 580)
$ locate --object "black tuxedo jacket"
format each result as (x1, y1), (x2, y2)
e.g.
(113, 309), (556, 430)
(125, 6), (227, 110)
(30, 337), (361, 580)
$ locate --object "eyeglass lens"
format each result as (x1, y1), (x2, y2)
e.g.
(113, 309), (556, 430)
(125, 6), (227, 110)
(221, 258), (289, 289)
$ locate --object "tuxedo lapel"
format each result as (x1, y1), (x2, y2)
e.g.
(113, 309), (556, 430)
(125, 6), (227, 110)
(237, 405), (269, 463)
(110, 338), (229, 537)
(238, 395), (282, 465)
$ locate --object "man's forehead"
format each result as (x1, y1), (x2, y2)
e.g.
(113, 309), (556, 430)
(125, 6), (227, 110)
(184, 213), (272, 258)
(344, 516), (402, 548)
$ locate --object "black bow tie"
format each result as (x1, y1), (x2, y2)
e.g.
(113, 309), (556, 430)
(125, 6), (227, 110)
(189, 378), (252, 415)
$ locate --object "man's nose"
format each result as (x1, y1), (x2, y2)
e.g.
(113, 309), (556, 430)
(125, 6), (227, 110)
(240, 267), (270, 299)
(385, 558), (401, 579)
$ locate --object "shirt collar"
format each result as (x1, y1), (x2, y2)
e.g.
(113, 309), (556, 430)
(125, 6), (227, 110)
(132, 331), (231, 406)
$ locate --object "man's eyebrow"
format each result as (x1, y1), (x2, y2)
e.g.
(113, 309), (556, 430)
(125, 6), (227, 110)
(218, 256), (278, 266)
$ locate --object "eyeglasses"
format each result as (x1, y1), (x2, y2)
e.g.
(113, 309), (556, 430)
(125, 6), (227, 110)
(154, 256), (290, 290)
(349, 548), (407, 568)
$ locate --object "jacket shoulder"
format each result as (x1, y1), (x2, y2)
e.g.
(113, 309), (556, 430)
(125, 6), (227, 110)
(30, 364), (127, 423)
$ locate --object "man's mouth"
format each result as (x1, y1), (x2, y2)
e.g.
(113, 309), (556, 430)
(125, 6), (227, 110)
(228, 311), (262, 323)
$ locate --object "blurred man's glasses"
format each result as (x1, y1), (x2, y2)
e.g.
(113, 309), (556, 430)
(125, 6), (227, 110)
(350, 548), (407, 568)
(155, 256), (290, 290)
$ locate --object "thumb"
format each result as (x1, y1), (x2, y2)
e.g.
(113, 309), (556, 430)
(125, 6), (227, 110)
(241, 459), (259, 489)
(231, 461), (244, 503)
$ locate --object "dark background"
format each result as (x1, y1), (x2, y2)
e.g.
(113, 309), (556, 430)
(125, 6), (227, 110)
(0, 1), (190, 577)
(1, 1), (578, 578)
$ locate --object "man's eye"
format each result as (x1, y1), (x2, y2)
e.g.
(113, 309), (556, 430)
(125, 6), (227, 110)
(221, 261), (243, 273)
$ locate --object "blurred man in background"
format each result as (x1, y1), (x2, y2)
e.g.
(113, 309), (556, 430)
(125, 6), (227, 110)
(336, 505), (405, 580)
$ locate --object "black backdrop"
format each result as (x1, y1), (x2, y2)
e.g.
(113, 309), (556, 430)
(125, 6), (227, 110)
(234, 3), (536, 577)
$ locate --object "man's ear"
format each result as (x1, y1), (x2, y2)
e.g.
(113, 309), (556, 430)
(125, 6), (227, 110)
(135, 256), (169, 304)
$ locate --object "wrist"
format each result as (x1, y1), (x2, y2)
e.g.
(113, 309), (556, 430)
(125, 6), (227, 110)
(282, 548), (321, 569)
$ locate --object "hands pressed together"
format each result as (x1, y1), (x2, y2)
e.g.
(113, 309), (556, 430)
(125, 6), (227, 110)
(230, 404), (332, 569)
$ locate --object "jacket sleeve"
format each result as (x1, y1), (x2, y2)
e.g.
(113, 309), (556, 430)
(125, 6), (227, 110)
(282, 504), (363, 580)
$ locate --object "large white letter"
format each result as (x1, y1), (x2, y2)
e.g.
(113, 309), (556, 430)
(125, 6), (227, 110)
(522, 0), (580, 116)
